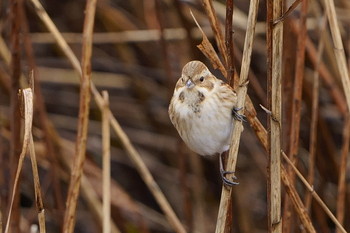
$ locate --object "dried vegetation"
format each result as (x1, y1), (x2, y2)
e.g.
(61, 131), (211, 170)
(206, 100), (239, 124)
(0, 0), (349, 233)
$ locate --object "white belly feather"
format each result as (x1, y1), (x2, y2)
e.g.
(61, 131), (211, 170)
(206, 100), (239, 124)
(175, 92), (234, 156)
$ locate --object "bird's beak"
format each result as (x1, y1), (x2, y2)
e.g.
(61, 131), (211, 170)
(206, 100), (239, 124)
(186, 78), (195, 89)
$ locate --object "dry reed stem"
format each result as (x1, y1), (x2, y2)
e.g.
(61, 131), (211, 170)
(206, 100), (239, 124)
(224, 0), (235, 85)
(29, 1), (186, 232)
(280, 165), (315, 233)
(80, 176), (121, 233)
(324, 0), (350, 113)
(268, 0), (283, 231)
(281, 152), (346, 233)
(283, 1), (307, 232)
(29, 134), (46, 233)
(215, 0), (259, 232)
(60, 139), (121, 233)
(5, 88), (33, 233)
(9, 0), (22, 230)
(62, 0), (96, 232)
(247, 107), (316, 232)
(305, 16), (326, 211)
(201, 0), (228, 67)
(102, 91), (111, 233)
(336, 115), (350, 232)
(20, 4), (65, 211)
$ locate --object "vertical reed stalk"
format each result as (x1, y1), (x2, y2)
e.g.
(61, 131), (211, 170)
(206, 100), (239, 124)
(283, 1), (308, 231)
(62, 0), (96, 232)
(267, 0), (283, 231)
(8, 0), (22, 231)
(215, 0), (259, 232)
(102, 91), (111, 233)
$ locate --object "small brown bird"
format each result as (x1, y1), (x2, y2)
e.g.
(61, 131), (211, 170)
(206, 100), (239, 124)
(168, 61), (244, 185)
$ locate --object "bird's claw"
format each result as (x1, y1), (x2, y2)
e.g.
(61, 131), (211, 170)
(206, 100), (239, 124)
(232, 107), (246, 122)
(220, 168), (239, 186)
(219, 153), (239, 186)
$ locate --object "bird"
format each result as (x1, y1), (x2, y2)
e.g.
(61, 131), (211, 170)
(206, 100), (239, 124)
(168, 60), (244, 186)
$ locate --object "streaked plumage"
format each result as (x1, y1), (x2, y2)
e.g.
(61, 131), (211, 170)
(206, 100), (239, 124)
(168, 60), (238, 156)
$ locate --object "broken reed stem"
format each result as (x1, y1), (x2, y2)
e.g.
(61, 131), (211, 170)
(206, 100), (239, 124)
(268, 0), (283, 231)
(102, 91), (111, 233)
(62, 0), (96, 232)
(5, 88), (34, 233)
(214, 1), (259, 232)
(324, 0), (350, 113)
(29, 1), (186, 232)
(336, 115), (350, 232)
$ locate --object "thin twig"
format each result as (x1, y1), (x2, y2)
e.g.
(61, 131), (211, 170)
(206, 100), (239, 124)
(62, 0), (96, 232)
(215, 0), (259, 232)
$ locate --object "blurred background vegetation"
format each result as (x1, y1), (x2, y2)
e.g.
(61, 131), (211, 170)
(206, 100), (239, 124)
(0, 0), (349, 232)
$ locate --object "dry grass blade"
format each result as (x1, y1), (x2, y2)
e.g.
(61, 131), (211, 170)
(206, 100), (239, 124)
(29, 1), (186, 232)
(5, 88), (33, 233)
(190, 11), (227, 77)
(215, 0), (259, 232)
(324, 0), (350, 113)
(102, 91), (111, 233)
(62, 0), (96, 232)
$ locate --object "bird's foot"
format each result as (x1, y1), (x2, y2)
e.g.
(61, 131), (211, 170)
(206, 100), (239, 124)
(232, 107), (246, 122)
(220, 169), (239, 186)
(219, 153), (239, 186)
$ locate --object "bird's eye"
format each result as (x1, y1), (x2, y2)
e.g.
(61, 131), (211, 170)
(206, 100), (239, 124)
(199, 76), (204, 82)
